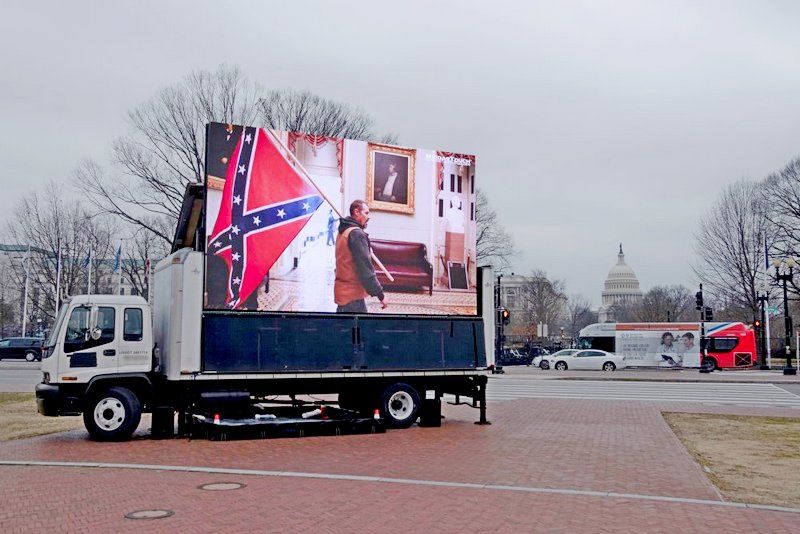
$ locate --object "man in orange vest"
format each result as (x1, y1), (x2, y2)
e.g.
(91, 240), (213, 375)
(334, 200), (387, 313)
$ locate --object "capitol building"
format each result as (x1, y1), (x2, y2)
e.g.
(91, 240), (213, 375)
(597, 244), (642, 322)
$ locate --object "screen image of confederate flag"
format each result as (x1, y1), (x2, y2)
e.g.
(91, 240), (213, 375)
(206, 124), (323, 309)
(204, 121), (479, 316)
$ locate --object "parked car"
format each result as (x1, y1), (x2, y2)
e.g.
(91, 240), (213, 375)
(0, 337), (44, 362)
(543, 349), (625, 371)
(497, 347), (533, 366)
(536, 349), (578, 369)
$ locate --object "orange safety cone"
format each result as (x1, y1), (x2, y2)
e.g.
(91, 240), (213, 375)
(373, 409), (380, 420)
(213, 414), (220, 425)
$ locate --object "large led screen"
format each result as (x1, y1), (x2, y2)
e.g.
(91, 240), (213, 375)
(204, 122), (478, 315)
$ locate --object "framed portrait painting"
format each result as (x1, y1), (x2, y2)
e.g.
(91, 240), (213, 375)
(366, 143), (415, 214)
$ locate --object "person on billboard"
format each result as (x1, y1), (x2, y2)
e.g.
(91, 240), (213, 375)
(378, 162), (406, 203)
(659, 332), (680, 367)
(326, 209), (336, 246)
(662, 332), (694, 367)
(334, 200), (387, 313)
(680, 332), (695, 351)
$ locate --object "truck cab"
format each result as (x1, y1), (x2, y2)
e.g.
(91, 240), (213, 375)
(37, 295), (154, 437)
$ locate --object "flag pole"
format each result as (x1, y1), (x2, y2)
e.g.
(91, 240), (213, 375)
(117, 241), (123, 295)
(263, 128), (395, 282)
(55, 238), (61, 318)
(87, 249), (92, 295)
(21, 245), (30, 336)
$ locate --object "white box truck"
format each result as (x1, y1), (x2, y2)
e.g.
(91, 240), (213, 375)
(35, 123), (493, 441)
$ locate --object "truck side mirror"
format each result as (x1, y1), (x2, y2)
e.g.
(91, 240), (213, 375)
(91, 327), (102, 341)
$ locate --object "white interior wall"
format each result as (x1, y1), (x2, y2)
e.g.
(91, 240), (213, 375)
(343, 141), (436, 254)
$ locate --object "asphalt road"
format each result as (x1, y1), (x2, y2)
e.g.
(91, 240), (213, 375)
(0, 361), (42, 393)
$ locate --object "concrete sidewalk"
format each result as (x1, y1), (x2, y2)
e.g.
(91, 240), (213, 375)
(1, 397), (799, 531)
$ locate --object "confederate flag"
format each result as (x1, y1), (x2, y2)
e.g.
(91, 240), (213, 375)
(208, 126), (323, 308)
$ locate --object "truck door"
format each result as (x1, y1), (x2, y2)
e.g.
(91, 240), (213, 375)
(58, 305), (118, 381)
(118, 306), (151, 372)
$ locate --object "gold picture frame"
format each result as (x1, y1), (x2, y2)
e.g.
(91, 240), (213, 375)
(366, 143), (415, 214)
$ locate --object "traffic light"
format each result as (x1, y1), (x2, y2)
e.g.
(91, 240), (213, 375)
(754, 319), (761, 330)
(695, 291), (704, 310)
(501, 307), (511, 326)
(704, 306), (714, 321)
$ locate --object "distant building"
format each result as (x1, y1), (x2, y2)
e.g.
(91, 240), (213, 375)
(597, 244), (642, 323)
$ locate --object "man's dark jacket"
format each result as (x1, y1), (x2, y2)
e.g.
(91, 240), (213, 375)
(338, 216), (384, 301)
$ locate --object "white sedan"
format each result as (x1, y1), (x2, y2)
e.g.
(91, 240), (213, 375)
(544, 349), (626, 371)
(536, 349), (577, 369)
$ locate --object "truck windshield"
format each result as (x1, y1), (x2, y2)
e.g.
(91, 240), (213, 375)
(44, 305), (69, 349)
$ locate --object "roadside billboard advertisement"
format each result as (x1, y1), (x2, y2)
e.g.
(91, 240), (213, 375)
(615, 323), (701, 368)
(203, 122), (478, 315)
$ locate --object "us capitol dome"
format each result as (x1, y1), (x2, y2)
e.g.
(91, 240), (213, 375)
(598, 244), (643, 322)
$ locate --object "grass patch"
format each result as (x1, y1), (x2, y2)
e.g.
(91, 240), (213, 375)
(0, 393), (83, 441)
(664, 412), (800, 508)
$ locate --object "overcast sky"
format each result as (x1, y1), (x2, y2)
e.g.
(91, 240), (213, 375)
(2, 1), (800, 306)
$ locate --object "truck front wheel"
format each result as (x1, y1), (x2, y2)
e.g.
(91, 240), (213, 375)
(83, 386), (142, 441)
(380, 383), (420, 429)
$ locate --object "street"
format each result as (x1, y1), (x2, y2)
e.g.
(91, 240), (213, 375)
(3, 362), (800, 407)
(0, 361), (41, 393)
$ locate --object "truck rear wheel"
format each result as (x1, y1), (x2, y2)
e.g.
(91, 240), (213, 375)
(380, 383), (420, 429)
(83, 386), (141, 441)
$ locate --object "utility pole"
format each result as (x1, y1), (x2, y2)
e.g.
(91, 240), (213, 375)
(495, 274), (503, 365)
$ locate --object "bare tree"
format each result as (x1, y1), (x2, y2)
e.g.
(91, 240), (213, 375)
(762, 157), (800, 295)
(607, 300), (637, 323)
(80, 65), (397, 249)
(634, 285), (694, 322)
(693, 180), (770, 320)
(6, 184), (115, 322)
(517, 270), (567, 334)
(260, 89), (397, 143)
(476, 189), (516, 269)
(79, 64), (262, 244)
(120, 228), (170, 300)
(566, 294), (594, 337)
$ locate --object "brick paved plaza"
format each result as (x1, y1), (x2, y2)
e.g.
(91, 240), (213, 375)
(1, 397), (798, 532)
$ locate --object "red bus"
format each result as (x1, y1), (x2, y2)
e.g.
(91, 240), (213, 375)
(577, 322), (756, 370)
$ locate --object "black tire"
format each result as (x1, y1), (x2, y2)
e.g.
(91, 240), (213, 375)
(702, 357), (718, 371)
(83, 386), (141, 441)
(25, 351), (36, 362)
(539, 361), (550, 370)
(554, 361), (568, 371)
(380, 383), (420, 429)
(602, 361), (616, 371)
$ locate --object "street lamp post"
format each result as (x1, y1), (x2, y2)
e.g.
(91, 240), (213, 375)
(757, 288), (769, 370)
(772, 257), (797, 375)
